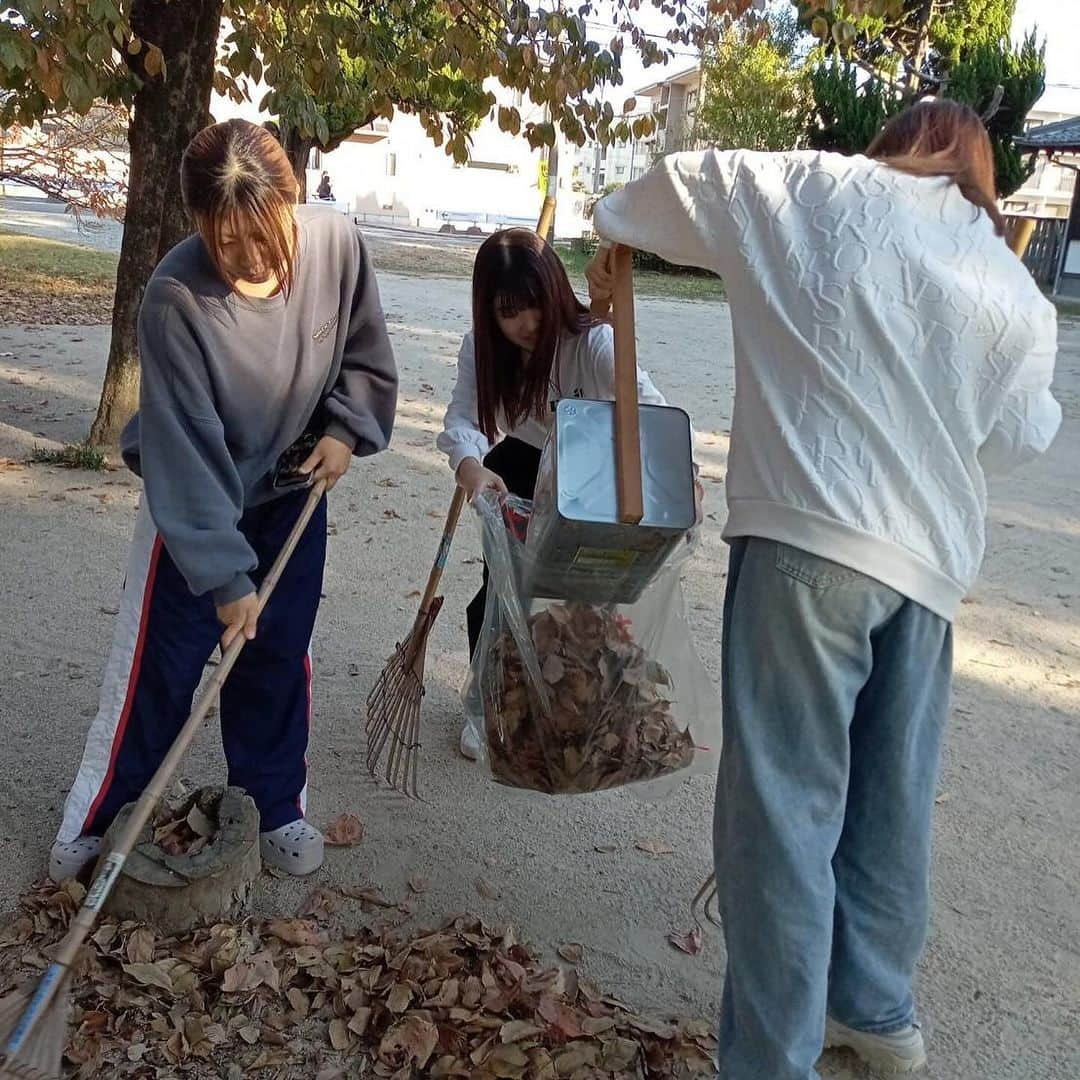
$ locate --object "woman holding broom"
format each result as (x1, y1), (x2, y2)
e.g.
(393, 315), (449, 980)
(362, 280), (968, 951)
(585, 100), (1060, 1078)
(49, 118), (397, 882)
(437, 227), (698, 759)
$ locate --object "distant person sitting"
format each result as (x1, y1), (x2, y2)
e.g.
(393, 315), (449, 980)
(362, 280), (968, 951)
(316, 171), (333, 201)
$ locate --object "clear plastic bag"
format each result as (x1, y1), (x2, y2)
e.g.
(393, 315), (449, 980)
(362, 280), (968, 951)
(465, 491), (720, 796)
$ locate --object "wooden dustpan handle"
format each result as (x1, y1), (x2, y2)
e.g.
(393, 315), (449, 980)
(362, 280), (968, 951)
(610, 246), (644, 525)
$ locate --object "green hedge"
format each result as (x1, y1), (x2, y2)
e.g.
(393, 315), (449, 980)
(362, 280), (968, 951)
(559, 237), (718, 279)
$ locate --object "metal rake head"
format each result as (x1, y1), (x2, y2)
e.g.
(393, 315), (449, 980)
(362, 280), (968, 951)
(365, 598), (443, 800)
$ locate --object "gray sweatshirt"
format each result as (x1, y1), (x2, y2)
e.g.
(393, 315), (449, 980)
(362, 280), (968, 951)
(121, 206), (398, 605)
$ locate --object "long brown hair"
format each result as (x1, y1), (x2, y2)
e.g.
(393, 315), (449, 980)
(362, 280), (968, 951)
(867, 99), (1005, 236)
(181, 119), (299, 294)
(472, 229), (593, 442)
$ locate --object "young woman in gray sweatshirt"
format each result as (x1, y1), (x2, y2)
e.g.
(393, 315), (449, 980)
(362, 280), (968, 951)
(49, 119), (397, 881)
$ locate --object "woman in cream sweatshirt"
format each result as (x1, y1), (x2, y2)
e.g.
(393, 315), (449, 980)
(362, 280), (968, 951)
(587, 100), (1059, 1079)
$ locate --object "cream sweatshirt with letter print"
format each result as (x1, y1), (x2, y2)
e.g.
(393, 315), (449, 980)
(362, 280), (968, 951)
(593, 149), (1060, 620)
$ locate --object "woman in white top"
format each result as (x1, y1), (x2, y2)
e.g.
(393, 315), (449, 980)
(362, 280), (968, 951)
(437, 228), (671, 757)
(587, 101), (1059, 1079)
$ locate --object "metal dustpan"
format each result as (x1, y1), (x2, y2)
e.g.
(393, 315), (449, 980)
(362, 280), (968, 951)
(527, 246), (696, 605)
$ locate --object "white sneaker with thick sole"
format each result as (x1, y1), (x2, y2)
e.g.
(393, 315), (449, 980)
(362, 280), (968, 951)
(459, 723), (483, 761)
(49, 836), (102, 882)
(260, 820), (324, 876)
(824, 1018), (927, 1074)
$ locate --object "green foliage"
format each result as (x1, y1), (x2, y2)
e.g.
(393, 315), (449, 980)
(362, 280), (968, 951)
(698, 15), (813, 152)
(807, 59), (906, 154)
(943, 31), (1045, 196)
(797, 0), (1045, 194)
(29, 443), (107, 471)
(933, 0), (1015, 63)
(0, 0), (725, 160)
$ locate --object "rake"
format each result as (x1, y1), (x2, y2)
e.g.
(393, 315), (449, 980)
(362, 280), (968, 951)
(0, 480), (326, 1080)
(365, 486), (466, 797)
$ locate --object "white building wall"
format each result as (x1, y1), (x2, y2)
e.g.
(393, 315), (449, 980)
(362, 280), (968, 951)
(294, 82), (590, 238)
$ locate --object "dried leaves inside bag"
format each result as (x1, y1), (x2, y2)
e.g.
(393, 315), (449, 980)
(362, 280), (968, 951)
(482, 601), (696, 794)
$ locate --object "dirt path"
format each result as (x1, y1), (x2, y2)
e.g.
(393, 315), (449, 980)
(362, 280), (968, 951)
(1, 279), (1077, 1079)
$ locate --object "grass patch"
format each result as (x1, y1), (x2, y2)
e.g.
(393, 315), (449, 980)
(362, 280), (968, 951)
(365, 231), (725, 302)
(0, 227), (117, 324)
(558, 246), (725, 303)
(29, 443), (107, 471)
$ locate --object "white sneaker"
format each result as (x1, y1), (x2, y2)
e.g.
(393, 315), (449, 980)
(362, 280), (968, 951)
(260, 820), (324, 876)
(824, 1017), (927, 1074)
(459, 724), (483, 761)
(49, 836), (102, 882)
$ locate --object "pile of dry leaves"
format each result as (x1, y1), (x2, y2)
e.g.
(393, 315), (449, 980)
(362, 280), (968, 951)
(0, 880), (716, 1078)
(482, 603), (697, 795)
(151, 793), (220, 859)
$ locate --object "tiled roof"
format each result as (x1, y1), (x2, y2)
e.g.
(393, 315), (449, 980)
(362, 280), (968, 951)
(1015, 115), (1080, 152)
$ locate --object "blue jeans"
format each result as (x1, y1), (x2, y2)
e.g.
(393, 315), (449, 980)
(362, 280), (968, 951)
(715, 538), (952, 1080)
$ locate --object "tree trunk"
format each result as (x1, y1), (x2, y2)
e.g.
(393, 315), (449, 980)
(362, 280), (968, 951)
(89, 0), (223, 448)
(282, 128), (315, 202)
(907, 0), (937, 93)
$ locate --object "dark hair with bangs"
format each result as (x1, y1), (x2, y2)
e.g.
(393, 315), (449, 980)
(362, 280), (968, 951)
(181, 119), (299, 295)
(472, 229), (594, 442)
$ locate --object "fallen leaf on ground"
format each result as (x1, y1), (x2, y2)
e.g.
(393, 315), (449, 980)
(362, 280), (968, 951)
(635, 838), (675, 856)
(266, 919), (326, 947)
(475, 878), (501, 900)
(407, 873), (430, 894)
(325, 812), (364, 846)
(328, 1018), (351, 1051)
(667, 927), (704, 956)
(122, 961), (174, 993)
(340, 884), (397, 908)
(299, 887), (342, 921)
(557, 943), (584, 964)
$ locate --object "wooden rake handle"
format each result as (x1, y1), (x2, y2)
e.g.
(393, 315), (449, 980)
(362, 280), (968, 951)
(417, 486), (467, 617)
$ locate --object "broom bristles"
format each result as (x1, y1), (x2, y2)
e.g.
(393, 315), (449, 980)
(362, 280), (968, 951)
(0, 978), (69, 1080)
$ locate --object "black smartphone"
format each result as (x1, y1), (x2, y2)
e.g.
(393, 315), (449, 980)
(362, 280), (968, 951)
(272, 432), (319, 490)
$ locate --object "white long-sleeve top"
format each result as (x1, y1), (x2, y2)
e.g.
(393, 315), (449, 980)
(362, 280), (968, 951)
(594, 150), (1060, 621)
(437, 322), (667, 471)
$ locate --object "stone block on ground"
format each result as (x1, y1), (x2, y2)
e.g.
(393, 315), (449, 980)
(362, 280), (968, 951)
(100, 785), (260, 933)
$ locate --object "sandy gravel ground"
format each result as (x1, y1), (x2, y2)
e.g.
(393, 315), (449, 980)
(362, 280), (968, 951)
(0, 275), (1077, 1079)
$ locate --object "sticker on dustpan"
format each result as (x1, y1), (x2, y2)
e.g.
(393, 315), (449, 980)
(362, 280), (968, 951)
(571, 547), (639, 571)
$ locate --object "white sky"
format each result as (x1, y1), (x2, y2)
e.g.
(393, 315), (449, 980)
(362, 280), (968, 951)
(1012, 0), (1079, 90)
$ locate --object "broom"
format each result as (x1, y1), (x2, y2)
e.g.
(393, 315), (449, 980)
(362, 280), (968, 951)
(365, 190), (561, 798)
(0, 480), (327, 1080)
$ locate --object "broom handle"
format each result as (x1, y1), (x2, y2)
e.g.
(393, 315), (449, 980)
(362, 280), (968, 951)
(417, 485), (467, 616)
(8, 479), (327, 1047)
